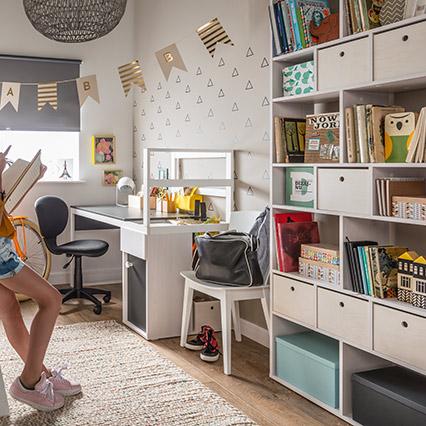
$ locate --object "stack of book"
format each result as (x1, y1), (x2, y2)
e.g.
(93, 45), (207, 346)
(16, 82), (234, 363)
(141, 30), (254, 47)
(274, 116), (306, 163)
(344, 239), (407, 298)
(393, 196), (426, 221)
(274, 212), (319, 272)
(268, 0), (334, 56)
(344, 104), (414, 163)
(298, 243), (340, 285)
(375, 177), (425, 216)
(345, 0), (418, 35)
(274, 112), (340, 163)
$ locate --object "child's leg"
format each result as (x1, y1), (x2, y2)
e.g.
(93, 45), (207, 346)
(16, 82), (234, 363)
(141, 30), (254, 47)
(0, 283), (49, 375)
(0, 265), (62, 388)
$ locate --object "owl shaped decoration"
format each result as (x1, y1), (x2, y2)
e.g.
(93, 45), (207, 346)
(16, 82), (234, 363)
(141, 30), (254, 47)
(384, 112), (416, 163)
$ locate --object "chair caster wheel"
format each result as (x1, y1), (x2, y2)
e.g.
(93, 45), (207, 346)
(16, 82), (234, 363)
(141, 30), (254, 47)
(103, 294), (111, 303)
(93, 305), (102, 315)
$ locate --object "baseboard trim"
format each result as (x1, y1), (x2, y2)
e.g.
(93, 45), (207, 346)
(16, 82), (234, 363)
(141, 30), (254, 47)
(240, 318), (269, 348)
(49, 267), (121, 287)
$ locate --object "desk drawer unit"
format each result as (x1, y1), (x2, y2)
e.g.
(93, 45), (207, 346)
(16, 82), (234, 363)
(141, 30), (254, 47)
(317, 168), (370, 215)
(374, 21), (426, 81)
(318, 288), (370, 348)
(120, 227), (145, 259)
(317, 38), (370, 91)
(273, 275), (316, 326)
(374, 304), (426, 371)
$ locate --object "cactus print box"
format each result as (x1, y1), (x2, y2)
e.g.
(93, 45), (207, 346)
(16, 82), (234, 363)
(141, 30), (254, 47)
(282, 60), (315, 97)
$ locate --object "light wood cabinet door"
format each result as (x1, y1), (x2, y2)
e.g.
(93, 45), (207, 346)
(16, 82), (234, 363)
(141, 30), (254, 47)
(374, 304), (426, 372)
(318, 38), (371, 91)
(374, 21), (426, 81)
(318, 288), (370, 348)
(273, 274), (315, 327)
(318, 168), (371, 214)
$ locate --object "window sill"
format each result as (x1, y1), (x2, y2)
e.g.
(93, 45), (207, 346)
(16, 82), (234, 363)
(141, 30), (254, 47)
(38, 180), (86, 184)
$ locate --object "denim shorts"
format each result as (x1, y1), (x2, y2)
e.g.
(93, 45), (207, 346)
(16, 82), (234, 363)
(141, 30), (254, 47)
(0, 237), (24, 279)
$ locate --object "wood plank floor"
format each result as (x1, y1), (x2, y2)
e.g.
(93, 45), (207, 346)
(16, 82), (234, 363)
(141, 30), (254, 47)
(18, 284), (347, 426)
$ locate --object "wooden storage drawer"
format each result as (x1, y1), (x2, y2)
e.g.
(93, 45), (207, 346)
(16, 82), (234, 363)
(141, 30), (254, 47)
(318, 288), (370, 347)
(318, 38), (370, 91)
(317, 168), (371, 214)
(374, 304), (426, 371)
(273, 274), (315, 326)
(374, 21), (426, 81)
(120, 227), (145, 259)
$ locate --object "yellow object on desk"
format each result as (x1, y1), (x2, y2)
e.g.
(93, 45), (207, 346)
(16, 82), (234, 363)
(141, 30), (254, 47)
(175, 187), (203, 212)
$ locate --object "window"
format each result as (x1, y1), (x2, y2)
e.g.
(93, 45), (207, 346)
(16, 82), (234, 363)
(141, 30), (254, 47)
(0, 55), (81, 181)
(416, 280), (426, 294)
(0, 131), (79, 181)
(401, 276), (411, 289)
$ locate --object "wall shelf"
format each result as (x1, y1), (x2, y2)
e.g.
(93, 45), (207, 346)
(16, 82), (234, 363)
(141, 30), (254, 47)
(269, 6), (426, 424)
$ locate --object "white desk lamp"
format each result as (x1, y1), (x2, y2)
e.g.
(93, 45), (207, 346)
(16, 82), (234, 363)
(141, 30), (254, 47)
(116, 176), (136, 207)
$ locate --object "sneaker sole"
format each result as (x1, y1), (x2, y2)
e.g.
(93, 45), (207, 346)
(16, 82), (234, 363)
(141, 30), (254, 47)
(55, 387), (82, 397)
(184, 343), (204, 351)
(200, 352), (220, 362)
(9, 391), (64, 412)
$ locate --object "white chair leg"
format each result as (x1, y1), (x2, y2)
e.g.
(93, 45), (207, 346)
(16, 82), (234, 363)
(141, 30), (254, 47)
(220, 296), (233, 375)
(232, 301), (242, 342)
(0, 366), (9, 418)
(260, 289), (270, 331)
(180, 282), (194, 347)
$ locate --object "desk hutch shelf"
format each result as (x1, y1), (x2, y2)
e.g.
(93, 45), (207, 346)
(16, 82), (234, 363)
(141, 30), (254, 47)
(269, 4), (426, 423)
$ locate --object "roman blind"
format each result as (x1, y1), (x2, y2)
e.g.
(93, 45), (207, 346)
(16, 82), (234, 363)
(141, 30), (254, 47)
(0, 55), (81, 131)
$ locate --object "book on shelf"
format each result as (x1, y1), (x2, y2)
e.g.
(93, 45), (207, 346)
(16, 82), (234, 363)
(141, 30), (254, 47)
(371, 246), (408, 298)
(344, 239), (377, 295)
(300, 243), (339, 265)
(269, 0), (334, 55)
(345, 104), (406, 163)
(274, 212), (313, 272)
(305, 112), (340, 163)
(392, 196), (426, 220)
(406, 106), (426, 163)
(384, 112), (416, 163)
(277, 221), (320, 272)
(375, 177), (425, 216)
(274, 116), (305, 163)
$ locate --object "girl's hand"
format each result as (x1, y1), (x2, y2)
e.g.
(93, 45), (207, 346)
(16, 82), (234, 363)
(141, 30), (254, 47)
(0, 146), (11, 174)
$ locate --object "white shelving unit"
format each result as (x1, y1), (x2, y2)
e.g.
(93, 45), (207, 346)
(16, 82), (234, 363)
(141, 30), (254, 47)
(269, 5), (426, 424)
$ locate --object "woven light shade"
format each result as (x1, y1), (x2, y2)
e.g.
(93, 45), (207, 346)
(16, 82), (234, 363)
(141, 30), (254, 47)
(23, 0), (127, 43)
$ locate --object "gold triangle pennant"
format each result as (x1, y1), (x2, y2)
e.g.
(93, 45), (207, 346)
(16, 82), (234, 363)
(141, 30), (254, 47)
(38, 82), (57, 111)
(197, 17), (234, 58)
(118, 60), (145, 96)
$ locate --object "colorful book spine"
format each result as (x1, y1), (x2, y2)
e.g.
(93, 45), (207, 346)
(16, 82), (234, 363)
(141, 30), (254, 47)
(280, 1), (294, 52)
(299, 6), (311, 48)
(274, 2), (289, 53)
(296, 6), (307, 48)
(288, 0), (303, 50)
(300, 244), (339, 265)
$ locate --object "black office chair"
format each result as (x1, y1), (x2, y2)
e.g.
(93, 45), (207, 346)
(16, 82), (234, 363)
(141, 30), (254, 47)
(35, 196), (111, 315)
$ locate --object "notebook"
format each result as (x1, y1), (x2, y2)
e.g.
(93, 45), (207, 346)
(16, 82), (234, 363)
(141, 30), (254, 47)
(3, 150), (42, 213)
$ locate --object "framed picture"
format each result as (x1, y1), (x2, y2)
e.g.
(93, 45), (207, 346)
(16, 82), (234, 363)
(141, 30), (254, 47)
(103, 169), (123, 186)
(92, 136), (116, 165)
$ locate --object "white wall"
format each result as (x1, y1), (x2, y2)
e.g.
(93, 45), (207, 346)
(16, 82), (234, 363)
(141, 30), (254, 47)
(133, 0), (270, 327)
(0, 0), (136, 283)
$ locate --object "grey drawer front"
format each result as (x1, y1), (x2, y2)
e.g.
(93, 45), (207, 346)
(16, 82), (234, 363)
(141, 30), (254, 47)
(128, 254), (147, 332)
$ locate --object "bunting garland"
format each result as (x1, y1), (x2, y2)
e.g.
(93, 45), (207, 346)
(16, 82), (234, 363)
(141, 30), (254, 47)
(37, 82), (57, 111)
(0, 82), (20, 112)
(118, 60), (145, 97)
(76, 74), (100, 106)
(0, 15), (237, 111)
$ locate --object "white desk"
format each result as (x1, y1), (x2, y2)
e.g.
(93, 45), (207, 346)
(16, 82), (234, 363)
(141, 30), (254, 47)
(70, 205), (228, 340)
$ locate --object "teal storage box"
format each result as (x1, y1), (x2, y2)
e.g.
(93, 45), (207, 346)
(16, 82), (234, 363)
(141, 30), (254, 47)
(276, 331), (339, 408)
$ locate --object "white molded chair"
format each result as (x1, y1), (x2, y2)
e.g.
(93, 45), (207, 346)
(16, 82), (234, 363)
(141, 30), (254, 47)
(180, 210), (270, 375)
